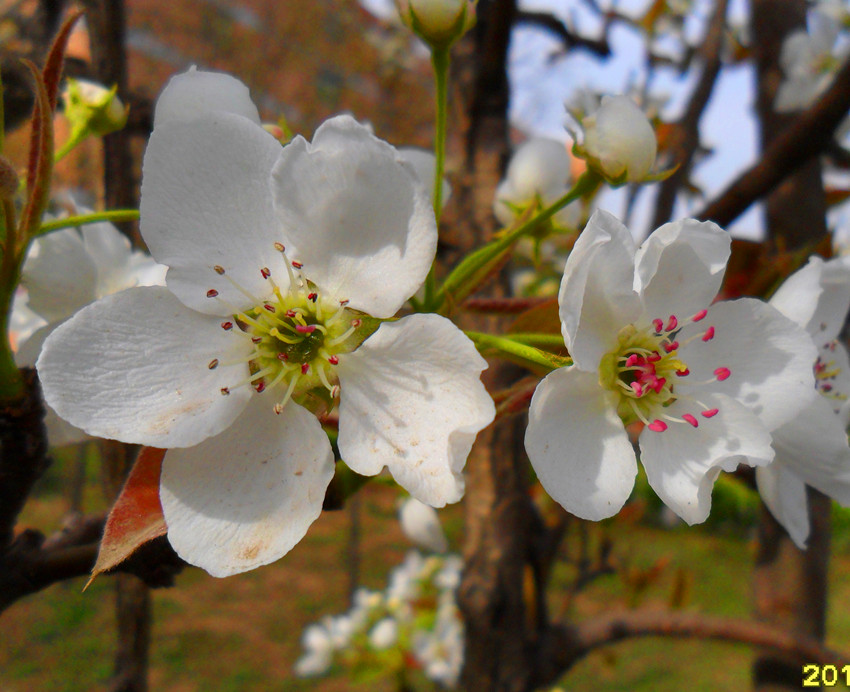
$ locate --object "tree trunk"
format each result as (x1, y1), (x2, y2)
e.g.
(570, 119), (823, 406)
(751, 1), (831, 689)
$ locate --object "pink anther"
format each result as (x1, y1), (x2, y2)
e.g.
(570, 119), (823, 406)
(663, 341), (679, 353)
(676, 368), (690, 377)
(665, 315), (678, 331)
(625, 354), (639, 368)
(701, 326), (715, 342)
(254, 381), (266, 393)
(296, 325), (316, 334)
(714, 367), (731, 381)
(701, 408), (719, 418)
(647, 353), (662, 363)
(652, 318), (664, 333)
(682, 413), (699, 428)
(301, 363), (309, 374)
(648, 420), (668, 432)
(206, 289), (219, 298)
(692, 309), (708, 322)
(630, 382), (644, 397)
(328, 355), (339, 365)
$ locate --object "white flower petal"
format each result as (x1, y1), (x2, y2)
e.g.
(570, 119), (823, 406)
(161, 396), (334, 577)
(771, 396), (850, 505)
(398, 146), (451, 208)
(140, 112), (285, 315)
(525, 366), (637, 520)
(504, 137), (572, 203)
(635, 218), (730, 322)
(756, 463), (810, 549)
(399, 497), (448, 553)
(336, 314), (493, 507)
(768, 255), (824, 329)
(23, 228), (97, 321)
(272, 115), (436, 317)
(809, 257), (850, 341)
(37, 286), (252, 448)
(558, 210), (641, 370)
(153, 68), (261, 127)
(640, 393), (774, 524)
(679, 298), (818, 431)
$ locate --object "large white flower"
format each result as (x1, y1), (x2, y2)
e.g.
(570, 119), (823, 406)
(525, 210), (818, 524)
(16, 214), (166, 446)
(756, 256), (850, 547)
(37, 69), (494, 577)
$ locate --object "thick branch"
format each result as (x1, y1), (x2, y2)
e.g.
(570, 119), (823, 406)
(697, 56), (850, 227)
(651, 0), (728, 227)
(544, 609), (848, 678)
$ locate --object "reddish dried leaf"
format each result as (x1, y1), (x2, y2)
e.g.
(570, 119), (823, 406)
(19, 60), (54, 246)
(825, 187), (850, 208)
(87, 447), (167, 586)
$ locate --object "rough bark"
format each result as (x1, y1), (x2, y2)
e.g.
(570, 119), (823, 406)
(750, 1), (831, 689)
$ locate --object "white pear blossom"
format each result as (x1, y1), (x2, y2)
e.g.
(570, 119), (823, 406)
(493, 137), (580, 229)
(368, 617), (400, 650)
(37, 69), (495, 577)
(577, 95), (658, 183)
(15, 215), (165, 446)
(775, 10), (847, 112)
(398, 0), (474, 47)
(525, 210), (818, 524)
(399, 496), (448, 553)
(756, 256), (850, 547)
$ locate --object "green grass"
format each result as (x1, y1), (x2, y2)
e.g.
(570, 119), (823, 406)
(4, 476), (850, 691)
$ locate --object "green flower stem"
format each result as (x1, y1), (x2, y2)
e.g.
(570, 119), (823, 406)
(465, 330), (571, 372)
(37, 209), (140, 237)
(423, 46), (451, 310)
(432, 170), (600, 312)
(0, 201), (23, 400)
(53, 125), (88, 163)
(503, 333), (568, 349)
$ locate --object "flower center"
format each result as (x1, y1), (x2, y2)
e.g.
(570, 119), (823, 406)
(599, 309), (729, 432)
(205, 243), (362, 414)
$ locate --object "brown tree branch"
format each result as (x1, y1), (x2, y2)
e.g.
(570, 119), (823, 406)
(651, 0), (729, 228)
(544, 609), (849, 677)
(697, 55), (850, 228)
(515, 10), (611, 57)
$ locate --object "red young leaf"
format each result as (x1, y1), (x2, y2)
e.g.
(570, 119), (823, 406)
(43, 10), (85, 111)
(87, 447), (167, 587)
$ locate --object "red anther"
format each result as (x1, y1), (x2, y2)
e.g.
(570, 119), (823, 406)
(252, 336), (262, 344)
(648, 420), (668, 432)
(823, 383), (834, 392)
(286, 309), (297, 318)
(630, 382), (644, 397)
(221, 321), (233, 331)
(701, 326), (715, 342)
(307, 292), (318, 302)
(652, 318), (664, 333)
(277, 353), (288, 361)
(692, 309), (708, 322)
(296, 325), (316, 334)
(208, 359), (219, 370)
(665, 315), (678, 331)
(206, 289), (219, 298)
(327, 355), (339, 365)
(701, 408), (719, 418)
(254, 381), (266, 393)
(651, 377), (667, 394)
(625, 354), (639, 368)
(274, 242), (285, 252)
(213, 265), (226, 275)
(220, 387), (230, 395)
(815, 361), (826, 373)
(264, 304), (275, 313)
(676, 368), (690, 377)
(339, 299), (350, 306)
(291, 261), (303, 269)
(714, 367), (731, 381)
(351, 319), (362, 328)
(301, 363), (309, 374)
(682, 413), (699, 428)
(261, 267), (271, 279)
(663, 341), (679, 353)
(647, 353), (662, 363)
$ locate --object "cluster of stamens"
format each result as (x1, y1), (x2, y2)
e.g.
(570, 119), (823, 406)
(601, 308), (732, 433)
(205, 242), (361, 414)
(815, 341), (848, 412)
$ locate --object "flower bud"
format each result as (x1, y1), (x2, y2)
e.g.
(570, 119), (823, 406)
(397, 0), (475, 49)
(61, 78), (128, 138)
(577, 95), (657, 183)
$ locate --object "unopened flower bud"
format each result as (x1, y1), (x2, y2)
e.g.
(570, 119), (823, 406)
(577, 95), (657, 183)
(0, 155), (19, 200)
(62, 78), (128, 138)
(397, 0), (475, 49)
